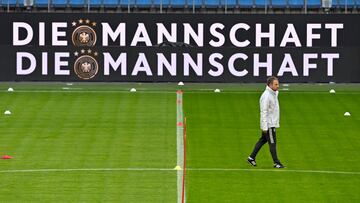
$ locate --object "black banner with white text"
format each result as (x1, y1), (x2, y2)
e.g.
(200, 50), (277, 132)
(0, 13), (359, 82)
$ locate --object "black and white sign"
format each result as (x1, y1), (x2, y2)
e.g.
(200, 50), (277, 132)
(0, 13), (359, 82)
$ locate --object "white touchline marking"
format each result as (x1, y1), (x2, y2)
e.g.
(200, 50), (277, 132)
(2, 90), (360, 94)
(176, 90), (185, 203)
(185, 92), (360, 94)
(0, 168), (173, 173)
(2, 90), (175, 94)
(0, 168), (358, 175)
(188, 168), (360, 175)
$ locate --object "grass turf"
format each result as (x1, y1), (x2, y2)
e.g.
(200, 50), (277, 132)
(0, 87), (176, 202)
(184, 85), (360, 202)
(0, 82), (359, 202)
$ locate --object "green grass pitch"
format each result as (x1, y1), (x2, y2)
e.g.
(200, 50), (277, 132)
(0, 82), (359, 202)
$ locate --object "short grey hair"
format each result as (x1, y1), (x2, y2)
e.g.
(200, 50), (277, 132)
(267, 76), (279, 86)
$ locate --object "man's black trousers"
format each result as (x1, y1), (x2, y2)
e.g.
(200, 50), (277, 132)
(250, 127), (280, 164)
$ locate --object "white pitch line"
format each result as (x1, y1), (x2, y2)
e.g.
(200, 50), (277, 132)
(3, 90), (175, 94)
(0, 168), (358, 175)
(188, 168), (360, 175)
(0, 168), (173, 173)
(2, 90), (360, 94)
(185, 91), (360, 94)
(176, 91), (185, 203)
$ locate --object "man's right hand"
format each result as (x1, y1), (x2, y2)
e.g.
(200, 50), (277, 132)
(262, 130), (268, 134)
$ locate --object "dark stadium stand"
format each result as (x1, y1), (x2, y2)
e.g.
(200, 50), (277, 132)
(0, 0), (359, 12)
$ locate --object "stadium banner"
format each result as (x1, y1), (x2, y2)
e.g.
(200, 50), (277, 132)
(0, 13), (359, 82)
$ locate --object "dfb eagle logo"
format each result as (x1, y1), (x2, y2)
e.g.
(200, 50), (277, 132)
(72, 25), (97, 47)
(74, 55), (99, 80)
(81, 62), (91, 73)
(79, 32), (90, 44)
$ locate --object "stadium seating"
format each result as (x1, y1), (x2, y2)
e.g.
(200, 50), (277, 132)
(188, 0), (203, 7)
(136, 0), (152, 7)
(89, 0), (102, 7)
(52, 0), (68, 7)
(271, 0), (288, 8)
(204, 0), (220, 7)
(337, 0), (357, 8)
(288, 0), (303, 8)
(171, 0), (187, 8)
(69, 0), (86, 7)
(307, 0), (321, 8)
(103, 0), (118, 7)
(239, 0), (254, 8)
(35, 0), (50, 7)
(154, 0), (171, 8)
(3, 0), (18, 7)
(2, 0), (360, 10)
(223, 0), (238, 8)
(254, 0), (269, 7)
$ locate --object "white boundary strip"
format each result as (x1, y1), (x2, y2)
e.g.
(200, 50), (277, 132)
(188, 168), (360, 175)
(0, 168), (358, 175)
(176, 91), (185, 203)
(4, 90), (175, 94)
(4, 90), (360, 94)
(0, 168), (172, 173)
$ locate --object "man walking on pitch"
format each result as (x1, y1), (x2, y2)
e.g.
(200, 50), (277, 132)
(247, 76), (285, 168)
